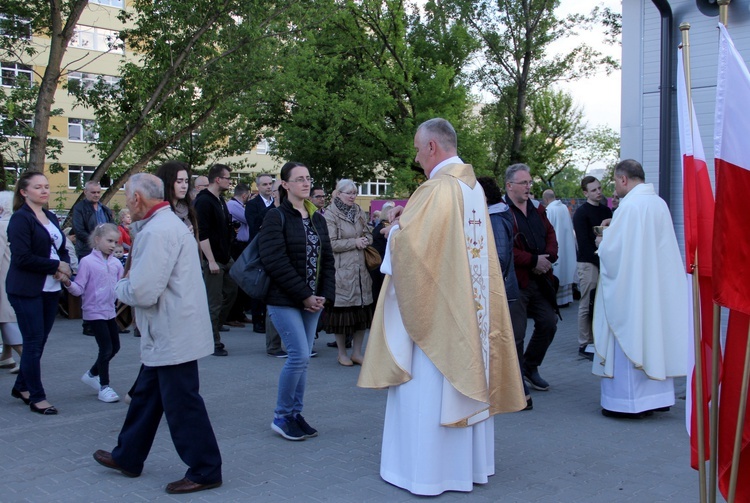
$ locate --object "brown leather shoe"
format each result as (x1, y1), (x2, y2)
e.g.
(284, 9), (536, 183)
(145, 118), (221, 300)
(165, 477), (222, 494)
(93, 450), (139, 477)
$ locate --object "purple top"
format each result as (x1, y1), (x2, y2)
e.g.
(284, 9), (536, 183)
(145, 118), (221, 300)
(66, 249), (124, 320)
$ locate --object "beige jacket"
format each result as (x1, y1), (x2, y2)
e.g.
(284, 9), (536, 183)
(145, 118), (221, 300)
(0, 217), (16, 323)
(324, 201), (373, 308)
(115, 205), (213, 366)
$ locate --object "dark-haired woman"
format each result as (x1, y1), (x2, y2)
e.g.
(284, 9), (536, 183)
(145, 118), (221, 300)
(7, 172), (71, 415)
(155, 160), (198, 236)
(259, 162), (335, 441)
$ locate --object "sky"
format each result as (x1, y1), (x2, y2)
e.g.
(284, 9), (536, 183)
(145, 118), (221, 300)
(554, 0), (623, 132)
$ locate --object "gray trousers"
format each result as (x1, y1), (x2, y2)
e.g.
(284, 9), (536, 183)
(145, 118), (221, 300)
(202, 259), (238, 346)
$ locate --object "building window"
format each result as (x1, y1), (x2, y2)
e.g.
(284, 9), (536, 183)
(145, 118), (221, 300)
(1, 62), (32, 87)
(67, 71), (119, 92)
(4, 164), (21, 186)
(69, 25), (124, 54)
(89, 0), (124, 8)
(68, 165), (110, 189)
(255, 139), (269, 155)
(359, 178), (390, 197)
(0, 15), (31, 39)
(68, 118), (98, 142)
(0, 114), (33, 137)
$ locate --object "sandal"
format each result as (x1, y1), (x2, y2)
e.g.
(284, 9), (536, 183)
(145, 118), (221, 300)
(0, 357), (15, 369)
(338, 356), (353, 367)
(351, 355), (364, 366)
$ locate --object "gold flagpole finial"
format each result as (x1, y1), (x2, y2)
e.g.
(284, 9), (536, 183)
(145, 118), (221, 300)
(718, 0), (731, 26)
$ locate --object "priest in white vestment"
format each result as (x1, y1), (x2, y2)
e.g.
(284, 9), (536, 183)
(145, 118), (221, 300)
(592, 159), (688, 418)
(542, 190), (577, 306)
(358, 118), (526, 495)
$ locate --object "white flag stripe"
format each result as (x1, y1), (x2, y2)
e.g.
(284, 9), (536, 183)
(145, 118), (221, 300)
(677, 48), (706, 161)
(715, 24), (750, 172)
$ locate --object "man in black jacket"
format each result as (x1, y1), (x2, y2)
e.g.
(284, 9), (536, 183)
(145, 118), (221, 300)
(194, 164), (238, 356)
(244, 173), (275, 333)
(72, 181), (114, 259)
(504, 163), (559, 393)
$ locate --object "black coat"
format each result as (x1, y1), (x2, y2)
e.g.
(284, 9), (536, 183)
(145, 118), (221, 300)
(258, 200), (335, 308)
(6, 204), (71, 297)
(245, 195), (273, 242)
(71, 199), (113, 258)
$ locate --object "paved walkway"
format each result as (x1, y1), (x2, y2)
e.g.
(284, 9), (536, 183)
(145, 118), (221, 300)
(0, 301), (698, 502)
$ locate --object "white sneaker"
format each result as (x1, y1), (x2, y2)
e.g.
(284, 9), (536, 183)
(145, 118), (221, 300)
(98, 386), (120, 403)
(81, 371), (100, 391)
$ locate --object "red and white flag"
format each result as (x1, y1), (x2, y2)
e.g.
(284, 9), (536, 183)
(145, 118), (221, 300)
(677, 45), (717, 471)
(714, 23), (750, 502)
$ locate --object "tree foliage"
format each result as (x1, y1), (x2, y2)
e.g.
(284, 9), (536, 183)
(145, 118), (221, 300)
(261, 0), (483, 195)
(451, 0), (620, 172)
(65, 0), (330, 207)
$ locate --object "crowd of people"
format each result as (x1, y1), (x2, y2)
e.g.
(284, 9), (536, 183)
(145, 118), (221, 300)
(0, 118), (688, 496)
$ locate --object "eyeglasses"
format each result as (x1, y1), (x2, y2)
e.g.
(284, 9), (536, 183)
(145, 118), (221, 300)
(509, 180), (533, 187)
(311, 194), (326, 199)
(289, 177), (314, 184)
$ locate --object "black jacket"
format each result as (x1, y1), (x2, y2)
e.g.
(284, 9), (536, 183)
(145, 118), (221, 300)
(6, 204), (70, 297)
(71, 199), (113, 258)
(245, 195), (273, 242)
(194, 189), (234, 264)
(258, 199), (335, 308)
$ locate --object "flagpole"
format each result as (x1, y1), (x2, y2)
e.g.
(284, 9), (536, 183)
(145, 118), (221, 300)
(710, 304), (721, 503)
(680, 23), (708, 503)
(727, 325), (750, 503)
(718, 0), (730, 27)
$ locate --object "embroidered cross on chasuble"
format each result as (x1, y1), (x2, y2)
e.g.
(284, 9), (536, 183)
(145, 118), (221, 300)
(463, 191), (491, 384)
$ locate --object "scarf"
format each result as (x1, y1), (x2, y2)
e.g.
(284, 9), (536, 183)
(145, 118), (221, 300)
(333, 196), (358, 223)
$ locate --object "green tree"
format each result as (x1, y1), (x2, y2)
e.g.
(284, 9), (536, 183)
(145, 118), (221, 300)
(263, 0), (481, 195)
(65, 0), (330, 207)
(450, 0), (619, 166)
(0, 0), (91, 173)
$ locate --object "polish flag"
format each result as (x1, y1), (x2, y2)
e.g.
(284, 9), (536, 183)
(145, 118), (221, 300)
(677, 45), (717, 471)
(714, 23), (750, 502)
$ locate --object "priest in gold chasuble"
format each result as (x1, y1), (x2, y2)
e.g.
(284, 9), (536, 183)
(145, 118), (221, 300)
(358, 118), (526, 496)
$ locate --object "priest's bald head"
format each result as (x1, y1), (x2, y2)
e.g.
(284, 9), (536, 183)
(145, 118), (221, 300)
(614, 159), (646, 198)
(413, 118), (458, 177)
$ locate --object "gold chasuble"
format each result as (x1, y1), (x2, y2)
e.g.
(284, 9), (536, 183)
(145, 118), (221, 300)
(358, 163), (525, 426)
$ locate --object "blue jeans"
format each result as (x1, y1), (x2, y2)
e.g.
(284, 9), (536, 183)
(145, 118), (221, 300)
(267, 305), (321, 418)
(9, 291), (60, 404)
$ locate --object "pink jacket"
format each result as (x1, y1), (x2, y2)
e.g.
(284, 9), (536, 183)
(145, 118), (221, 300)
(66, 249), (124, 321)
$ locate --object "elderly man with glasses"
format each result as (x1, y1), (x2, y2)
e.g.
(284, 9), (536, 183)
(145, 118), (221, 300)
(503, 163), (559, 394)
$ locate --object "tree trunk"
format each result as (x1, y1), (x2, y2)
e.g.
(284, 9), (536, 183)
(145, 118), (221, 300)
(27, 0), (90, 172)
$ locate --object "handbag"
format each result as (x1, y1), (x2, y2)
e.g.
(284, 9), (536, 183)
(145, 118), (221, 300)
(364, 245), (382, 271)
(229, 209), (284, 300)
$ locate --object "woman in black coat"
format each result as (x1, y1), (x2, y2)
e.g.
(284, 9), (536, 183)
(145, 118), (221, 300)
(7, 172), (72, 415)
(259, 162), (335, 441)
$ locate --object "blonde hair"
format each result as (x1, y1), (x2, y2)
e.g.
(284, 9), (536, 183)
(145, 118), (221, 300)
(88, 223), (120, 251)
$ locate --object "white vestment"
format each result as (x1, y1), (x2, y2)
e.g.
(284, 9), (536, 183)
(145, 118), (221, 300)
(545, 200), (577, 304)
(592, 183), (688, 413)
(379, 175), (495, 495)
